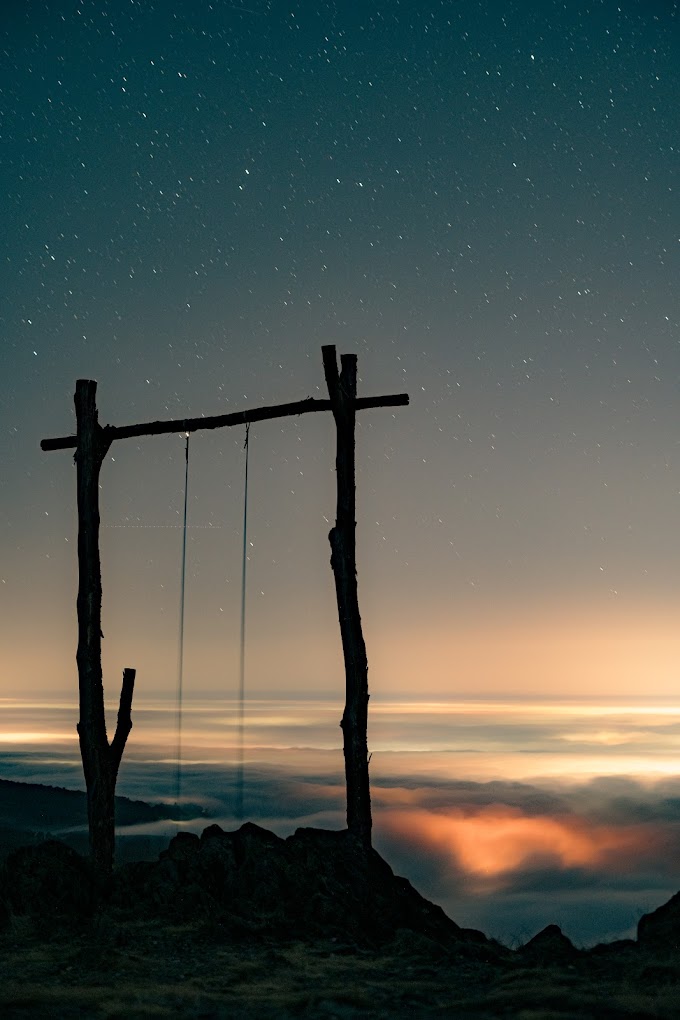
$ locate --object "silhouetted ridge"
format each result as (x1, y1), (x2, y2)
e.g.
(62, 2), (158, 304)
(1, 823), (495, 953)
(518, 923), (580, 963)
(0, 777), (206, 833)
(114, 822), (485, 947)
(637, 889), (680, 952)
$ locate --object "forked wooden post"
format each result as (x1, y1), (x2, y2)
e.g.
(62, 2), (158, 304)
(74, 380), (136, 875)
(323, 347), (372, 846)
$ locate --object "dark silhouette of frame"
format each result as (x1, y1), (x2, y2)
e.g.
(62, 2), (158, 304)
(41, 345), (408, 873)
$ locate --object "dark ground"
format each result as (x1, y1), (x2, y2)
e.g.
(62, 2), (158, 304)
(3, 917), (678, 1019)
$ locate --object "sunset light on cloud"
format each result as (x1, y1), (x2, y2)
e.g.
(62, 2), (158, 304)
(380, 806), (651, 880)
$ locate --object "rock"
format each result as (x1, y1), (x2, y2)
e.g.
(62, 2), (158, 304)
(518, 924), (579, 963)
(1, 840), (98, 919)
(112, 823), (481, 949)
(0, 824), (496, 958)
(637, 890), (680, 953)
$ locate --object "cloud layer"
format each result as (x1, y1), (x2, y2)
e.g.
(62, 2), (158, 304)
(4, 696), (680, 945)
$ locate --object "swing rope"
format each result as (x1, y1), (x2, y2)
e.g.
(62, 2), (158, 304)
(175, 432), (190, 819)
(235, 423), (250, 819)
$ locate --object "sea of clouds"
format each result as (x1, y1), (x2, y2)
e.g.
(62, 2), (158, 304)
(3, 695), (680, 945)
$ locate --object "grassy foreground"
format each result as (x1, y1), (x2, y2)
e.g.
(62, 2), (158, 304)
(1, 915), (679, 1019)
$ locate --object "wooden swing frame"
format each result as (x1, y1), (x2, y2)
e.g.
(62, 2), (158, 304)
(41, 345), (409, 873)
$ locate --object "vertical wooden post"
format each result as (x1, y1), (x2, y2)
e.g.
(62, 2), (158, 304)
(322, 346), (372, 847)
(74, 380), (135, 874)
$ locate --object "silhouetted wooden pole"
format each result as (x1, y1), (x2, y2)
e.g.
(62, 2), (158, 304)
(323, 346), (372, 847)
(75, 380), (136, 874)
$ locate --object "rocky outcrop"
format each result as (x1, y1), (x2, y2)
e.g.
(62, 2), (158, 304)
(518, 923), (580, 964)
(1, 839), (98, 921)
(112, 822), (481, 948)
(637, 891), (680, 953)
(1, 823), (494, 952)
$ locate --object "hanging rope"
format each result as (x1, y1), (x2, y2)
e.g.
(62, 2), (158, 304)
(235, 423), (250, 819)
(175, 432), (190, 820)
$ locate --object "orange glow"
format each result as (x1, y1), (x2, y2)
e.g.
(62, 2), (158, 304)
(381, 807), (650, 878)
(9, 596), (680, 700)
(366, 601), (680, 698)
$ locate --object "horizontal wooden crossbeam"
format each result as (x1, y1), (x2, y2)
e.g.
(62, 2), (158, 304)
(40, 392), (409, 452)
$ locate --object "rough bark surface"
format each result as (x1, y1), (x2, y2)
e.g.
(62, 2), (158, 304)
(322, 346), (372, 847)
(74, 380), (135, 874)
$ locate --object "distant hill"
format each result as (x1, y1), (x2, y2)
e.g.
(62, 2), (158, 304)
(0, 778), (172, 829)
(0, 778), (209, 862)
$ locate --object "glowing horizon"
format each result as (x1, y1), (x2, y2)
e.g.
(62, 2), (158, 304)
(4, 694), (680, 784)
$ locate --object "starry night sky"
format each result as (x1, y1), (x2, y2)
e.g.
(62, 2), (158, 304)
(2, 0), (680, 702)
